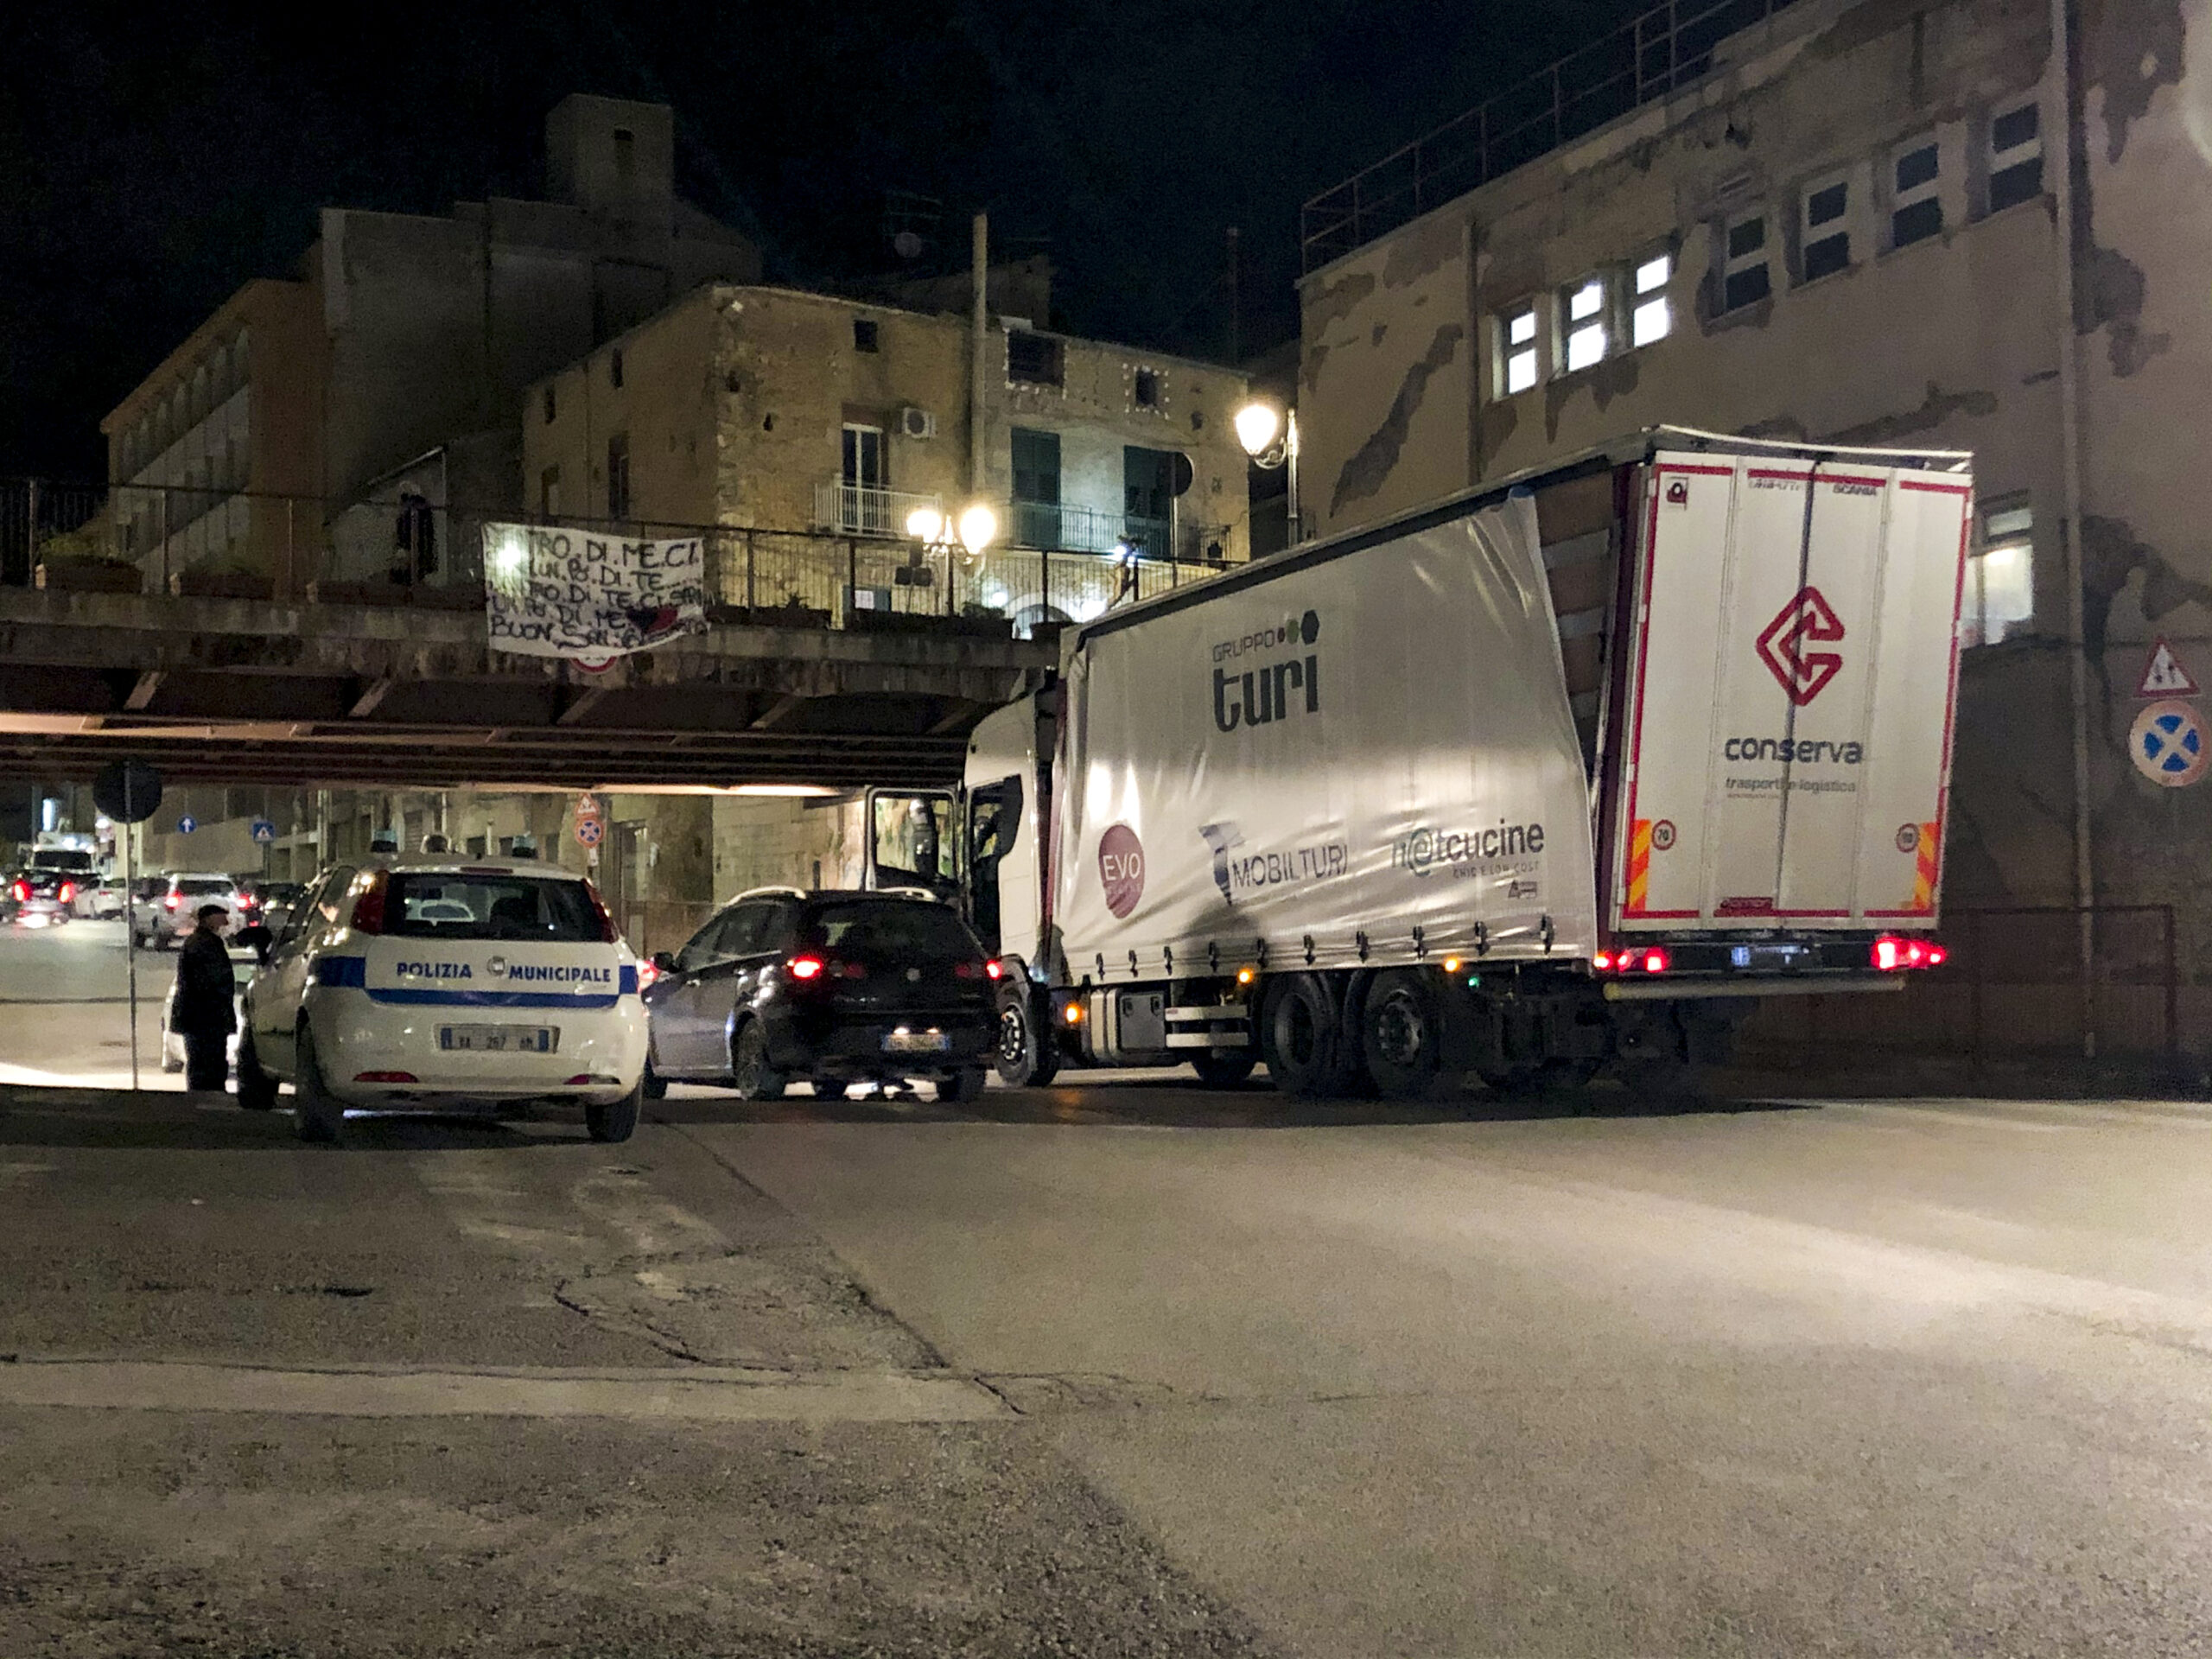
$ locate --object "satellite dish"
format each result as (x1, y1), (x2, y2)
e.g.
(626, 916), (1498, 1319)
(1172, 452), (1196, 497)
(893, 230), (925, 260)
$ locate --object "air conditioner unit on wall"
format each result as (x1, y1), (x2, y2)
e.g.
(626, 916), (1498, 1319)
(899, 406), (936, 440)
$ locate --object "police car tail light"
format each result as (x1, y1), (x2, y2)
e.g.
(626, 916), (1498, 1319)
(351, 869), (391, 934)
(582, 881), (620, 944)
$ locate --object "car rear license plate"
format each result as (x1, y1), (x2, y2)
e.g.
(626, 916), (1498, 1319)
(438, 1025), (557, 1053)
(882, 1029), (951, 1054)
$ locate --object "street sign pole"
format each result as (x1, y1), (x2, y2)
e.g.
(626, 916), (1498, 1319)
(124, 819), (139, 1093)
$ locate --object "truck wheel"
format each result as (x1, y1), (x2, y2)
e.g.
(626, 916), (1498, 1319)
(1190, 1052), (1255, 1088)
(995, 987), (1058, 1087)
(1260, 975), (1345, 1098)
(235, 1032), (279, 1111)
(291, 1026), (343, 1144)
(730, 1021), (786, 1102)
(1361, 969), (1443, 1100)
(587, 1080), (642, 1143)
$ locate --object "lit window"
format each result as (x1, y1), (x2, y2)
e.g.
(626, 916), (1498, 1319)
(1989, 101), (2043, 212)
(1802, 177), (1851, 281)
(1563, 276), (1606, 372)
(1964, 504), (2033, 646)
(1502, 304), (1538, 395)
(1892, 139), (1942, 247)
(1723, 213), (1770, 310)
(1632, 253), (1671, 346)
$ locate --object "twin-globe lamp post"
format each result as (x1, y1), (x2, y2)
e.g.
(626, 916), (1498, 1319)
(1234, 399), (1300, 548)
(905, 502), (998, 569)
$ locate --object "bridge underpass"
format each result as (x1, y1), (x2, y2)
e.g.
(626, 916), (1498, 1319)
(0, 589), (1052, 790)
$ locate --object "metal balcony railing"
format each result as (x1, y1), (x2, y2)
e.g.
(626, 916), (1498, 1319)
(0, 476), (1234, 639)
(1008, 499), (1230, 564)
(1302, 0), (1801, 270)
(811, 480), (943, 538)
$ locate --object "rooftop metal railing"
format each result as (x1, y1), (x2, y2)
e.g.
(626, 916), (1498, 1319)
(0, 476), (1232, 639)
(1301, 0), (1800, 272)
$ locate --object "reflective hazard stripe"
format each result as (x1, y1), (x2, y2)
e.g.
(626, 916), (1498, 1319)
(1625, 819), (1652, 915)
(1909, 822), (1940, 912)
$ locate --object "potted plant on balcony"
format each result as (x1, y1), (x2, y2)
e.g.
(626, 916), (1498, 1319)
(33, 525), (143, 594)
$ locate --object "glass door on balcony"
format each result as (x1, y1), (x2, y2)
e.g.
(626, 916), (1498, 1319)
(1123, 446), (1176, 556)
(1010, 428), (1061, 549)
(840, 424), (887, 533)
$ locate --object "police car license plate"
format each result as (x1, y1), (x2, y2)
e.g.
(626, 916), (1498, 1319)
(882, 1029), (951, 1054)
(438, 1025), (557, 1053)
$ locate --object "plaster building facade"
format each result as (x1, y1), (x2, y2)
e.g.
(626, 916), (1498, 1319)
(99, 94), (760, 594)
(1297, 0), (2212, 1058)
(522, 282), (1255, 600)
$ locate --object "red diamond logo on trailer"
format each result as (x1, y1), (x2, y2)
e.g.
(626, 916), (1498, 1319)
(1756, 586), (1846, 705)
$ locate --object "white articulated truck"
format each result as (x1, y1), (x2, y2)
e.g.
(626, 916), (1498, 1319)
(870, 428), (1973, 1100)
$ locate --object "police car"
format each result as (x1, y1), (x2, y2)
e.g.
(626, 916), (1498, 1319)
(235, 857), (648, 1144)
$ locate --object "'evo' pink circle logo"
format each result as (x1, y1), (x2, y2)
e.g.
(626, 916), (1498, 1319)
(1098, 823), (1145, 919)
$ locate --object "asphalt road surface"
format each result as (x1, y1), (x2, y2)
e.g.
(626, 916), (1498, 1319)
(3, 923), (2211, 1655)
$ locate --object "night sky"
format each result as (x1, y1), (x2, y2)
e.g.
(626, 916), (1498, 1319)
(3, 0), (1635, 480)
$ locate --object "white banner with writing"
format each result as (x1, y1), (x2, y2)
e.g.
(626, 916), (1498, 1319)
(482, 523), (709, 664)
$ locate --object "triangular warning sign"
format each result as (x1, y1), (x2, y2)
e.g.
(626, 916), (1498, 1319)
(2136, 638), (2200, 700)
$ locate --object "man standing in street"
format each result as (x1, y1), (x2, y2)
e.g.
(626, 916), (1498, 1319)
(173, 903), (237, 1092)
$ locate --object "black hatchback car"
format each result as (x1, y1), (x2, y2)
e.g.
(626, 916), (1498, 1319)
(642, 888), (1000, 1102)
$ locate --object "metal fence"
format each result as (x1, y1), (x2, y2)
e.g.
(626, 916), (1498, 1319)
(1, 477), (1230, 634)
(1302, 0), (1801, 270)
(1738, 906), (2184, 1081)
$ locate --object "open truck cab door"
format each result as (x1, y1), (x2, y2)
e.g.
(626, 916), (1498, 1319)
(860, 787), (960, 900)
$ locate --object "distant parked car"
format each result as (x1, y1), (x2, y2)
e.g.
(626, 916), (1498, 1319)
(640, 887), (998, 1102)
(135, 873), (251, 950)
(78, 875), (128, 919)
(248, 880), (308, 939)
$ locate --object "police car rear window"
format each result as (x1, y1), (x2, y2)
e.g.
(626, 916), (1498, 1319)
(385, 874), (601, 941)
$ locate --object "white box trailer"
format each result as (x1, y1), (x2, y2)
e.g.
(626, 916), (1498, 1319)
(880, 428), (1972, 1098)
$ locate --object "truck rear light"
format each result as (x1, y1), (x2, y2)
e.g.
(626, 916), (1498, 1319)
(785, 956), (826, 981)
(1062, 1001), (1084, 1025)
(1872, 934), (1944, 971)
(353, 1071), (417, 1084)
(1592, 947), (1667, 973)
(1592, 950), (1614, 971)
(351, 869), (389, 933)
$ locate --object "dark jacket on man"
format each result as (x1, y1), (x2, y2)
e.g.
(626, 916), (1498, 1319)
(174, 927), (238, 1036)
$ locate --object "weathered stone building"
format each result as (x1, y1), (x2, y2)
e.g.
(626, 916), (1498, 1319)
(1296, 0), (2212, 1059)
(523, 282), (1255, 580)
(99, 94), (760, 593)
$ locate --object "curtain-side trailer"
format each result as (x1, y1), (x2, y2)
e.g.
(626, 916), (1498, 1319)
(881, 428), (1973, 1100)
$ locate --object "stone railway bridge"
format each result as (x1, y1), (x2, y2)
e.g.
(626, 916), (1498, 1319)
(0, 590), (1052, 791)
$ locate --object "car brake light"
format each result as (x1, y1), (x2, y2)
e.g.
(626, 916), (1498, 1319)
(163, 893), (179, 910)
(351, 869), (390, 933)
(57, 882), (74, 905)
(582, 880), (620, 943)
(637, 957), (660, 988)
(985, 958), (1004, 980)
(785, 956), (826, 981)
(10, 881), (26, 902)
(353, 1071), (416, 1084)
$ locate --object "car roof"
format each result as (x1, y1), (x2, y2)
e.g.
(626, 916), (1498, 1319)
(384, 856), (581, 879)
(171, 872), (238, 883)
